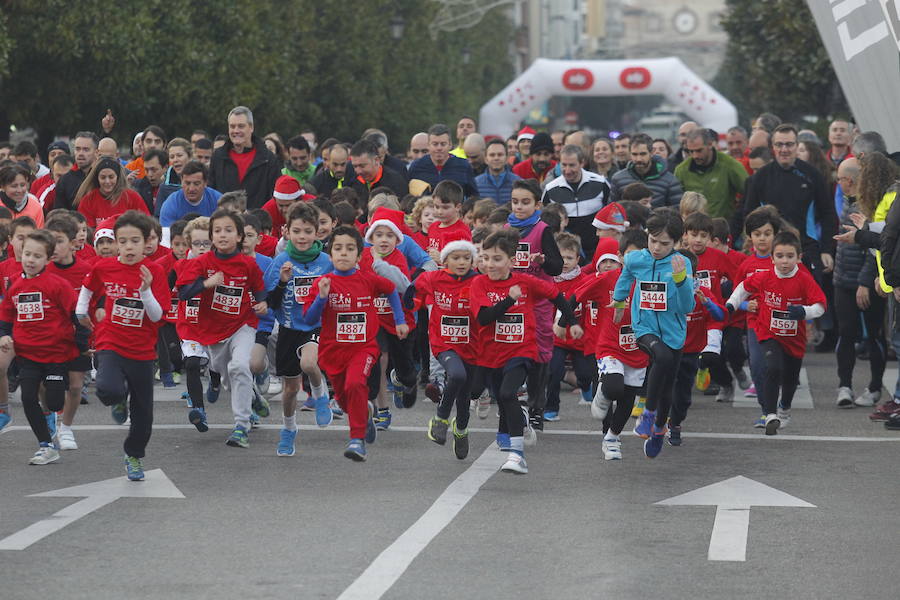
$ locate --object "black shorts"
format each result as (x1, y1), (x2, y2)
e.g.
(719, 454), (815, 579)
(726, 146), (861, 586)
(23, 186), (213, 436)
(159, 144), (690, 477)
(17, 357), (69, 386)
(275, 327), (320, 378)
(255, 330), (272, 347)
(67, 354), (92, 373)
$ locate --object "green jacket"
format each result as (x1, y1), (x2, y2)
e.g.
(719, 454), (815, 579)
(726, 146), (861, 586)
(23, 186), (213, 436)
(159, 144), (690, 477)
(674, 151), (748, 220)
(282, 163), (317, 186)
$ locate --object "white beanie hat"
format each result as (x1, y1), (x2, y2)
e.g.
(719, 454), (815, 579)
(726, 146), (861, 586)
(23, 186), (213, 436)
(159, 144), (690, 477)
(440, 240), (479, 264)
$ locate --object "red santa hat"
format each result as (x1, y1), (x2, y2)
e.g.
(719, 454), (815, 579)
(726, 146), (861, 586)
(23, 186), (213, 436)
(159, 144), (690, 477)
(364, 206), (406, 244)
(592, 202), (628, 232)
(593, 237), (622, 269)
(94, 217), (116, 244)
(517, 126), (536, 142)
(440, 240), (479, 264)
(273, 175), (304, 201)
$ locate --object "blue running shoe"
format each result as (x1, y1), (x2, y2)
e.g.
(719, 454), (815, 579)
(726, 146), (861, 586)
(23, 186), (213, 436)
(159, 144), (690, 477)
(365, 402), (377, 443)
(374, 408), (392, 431)
(206, 383), (220, 404)
(124, 455), (144, 481)
(753, 415), (766, 428)
(225, 425), (249, 448)
(668, 424), (682, 446)
(315, 395), (333, 428)
(277, 429), (297, 456)
(543, 410), (560, 422)
(160, 371), (177, 388)
(496, 432), (511, 451)
(249, 411), (260, 428)
(182, 391), (193, 408)
(344, 438), (366, 461)
(188, 408), (208, 432)
(0, 411), (11, 432)
(331, 401), (345, 418)
(644, 424), (667, 458)
(389, 370), (404, 409)
(633, 409), (656, 439)
(300, 397), (316, 411)
(579, 389), (593, 405)
(251, 388), (270, 418)
(111, 401), (128, 425)
(46, 412), (57, 440)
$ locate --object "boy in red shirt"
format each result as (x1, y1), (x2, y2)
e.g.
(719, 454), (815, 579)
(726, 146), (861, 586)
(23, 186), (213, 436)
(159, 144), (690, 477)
(0, 230), (88, 464)
(427, 180), (471, 263)
(470, 229), (581, 475)
(726, 231), (826, 435)
(77, 211), (170, 480)
(300, 225), (409, 461)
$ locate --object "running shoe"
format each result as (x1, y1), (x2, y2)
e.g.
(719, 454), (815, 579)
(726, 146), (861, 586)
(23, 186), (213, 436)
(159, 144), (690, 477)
(543, 410), (560, 422)
(668, 424), (682, 446)
(331, 400), (345, 418)
(529, 408), (544, 432)
(0, 411), (10, 432)
(182, 391), (193, 408)
(276, 429), (297, 456)
(188, 408), (208, 432)
(854, 388), (881, 408)
(300, 397), (316, 411)
(695, 367), (711, 391)
(267, 377), (282, 396)
(644, 424), (666, 458)
(744, 385), (757, 398)
(602, 438), (622, 460)
(225, 425), (249, 448)
(57, 428), (78, 450)
(870, 399), (900, 421)
(251, 387), (270, 418)
(592, 391), (611, 421)
(365, 402), (377, 444)
(124, 455), (144, 480)
(500, 452), (528, 474)
(374, 408), (392, 431)
(777, 406), (791, 429)
(344, 438), (366, 461)
(578, 389), (593, 406)
(160, 371), (177, 388)
(254, 372), (270, 395)
(476, 393), (491, 419)
(29, 443), (60, 465)
(885, 410), (900, 430)
(451, 418), (468, 460)
(206, 382), (220, 404)
(111, 401), (128, 425)
(249, 412), (260, 428)
(633, 409), (656, 439)
(427, 416), (449, 445)
(734, 368), (751, 390)
(390, 369), (417, 409)
(425, 380), (443, 404)
(496, 432), (511, 451)
(715, 385), (734, 403)
(315, 395), (333, 427)
(631, 396), (645, 418)
(836, 386), (854, 408)
(753, 414), (766, 428)
(764, 413), (780, 436)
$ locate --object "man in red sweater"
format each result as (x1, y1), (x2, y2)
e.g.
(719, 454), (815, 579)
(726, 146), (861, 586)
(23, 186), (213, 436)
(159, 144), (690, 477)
(512, 132), (556, 185)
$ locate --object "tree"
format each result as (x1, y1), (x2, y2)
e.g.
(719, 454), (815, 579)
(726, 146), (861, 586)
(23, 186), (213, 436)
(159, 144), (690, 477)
(714, 0), (849, 125)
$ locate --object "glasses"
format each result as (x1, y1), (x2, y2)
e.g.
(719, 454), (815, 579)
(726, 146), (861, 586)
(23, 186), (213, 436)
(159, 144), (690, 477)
(191, 240), (212, 248)
(772, 142), (797, 149)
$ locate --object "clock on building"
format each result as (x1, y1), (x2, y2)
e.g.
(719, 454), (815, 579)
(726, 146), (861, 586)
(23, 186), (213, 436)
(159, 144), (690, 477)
(673, 8), (698, 35)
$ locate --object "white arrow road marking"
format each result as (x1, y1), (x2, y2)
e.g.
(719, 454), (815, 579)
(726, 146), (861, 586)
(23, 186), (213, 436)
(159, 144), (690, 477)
(656, 476), (816, 562)
(0, 469), (184, 551)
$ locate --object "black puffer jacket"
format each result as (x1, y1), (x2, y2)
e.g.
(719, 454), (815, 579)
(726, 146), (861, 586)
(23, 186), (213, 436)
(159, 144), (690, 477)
(834, 198), (869, 289)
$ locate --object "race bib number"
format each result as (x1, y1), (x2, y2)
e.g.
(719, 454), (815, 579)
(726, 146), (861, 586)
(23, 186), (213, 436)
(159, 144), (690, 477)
(186, 298), (200, 323)
(770, 310), (798, 336)
(618, 325), (638, 351)
(440, 315), (470, 343)
(336, 312), (366, 343)
(494, 313), (525, 343)
(513, 242), (531, 269)
(211, 284), (243, 315)
(638, 281), (667, 311)
(374, 296), (390, 315)
(111, 297), (145, 327)
(16, 292), (44, 322)
(696, 270), (711, 290)
(293, 276), (315, 303)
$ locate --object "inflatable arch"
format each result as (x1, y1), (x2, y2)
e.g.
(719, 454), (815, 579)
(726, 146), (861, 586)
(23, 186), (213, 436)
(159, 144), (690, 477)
(479, 57), (738, 138)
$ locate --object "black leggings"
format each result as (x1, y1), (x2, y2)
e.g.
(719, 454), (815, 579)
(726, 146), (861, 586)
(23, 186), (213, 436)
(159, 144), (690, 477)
(722, 326), (747, 374)
(599, 372), (638, 435)
(96, 350), (154, 459)
(671, 353), (699, 427)
(184, 355), (208, 409)
(156, 323), (182, 374)
(488, 359), (530, 437)
(19, 358), (67, 445)
(760, 339), (803, 414)
(435, 351), (474, 430)
(525, 361), (549, 414)
(547, 347), (596, 412)
(368, 329), (417, 400)
(700, 350), (733, 389)
(834, 286), (886, 391)
(638, 334), (681, 428)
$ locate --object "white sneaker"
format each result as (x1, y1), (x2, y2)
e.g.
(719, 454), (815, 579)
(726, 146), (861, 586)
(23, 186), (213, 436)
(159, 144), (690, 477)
(853, 388), (881, 407)
(734, 368), (751, 390)
(500, 453), (528, 474)
(715, 385), (735, 403)
(764, 413), (780, 436)
(776, 407), (791, 429)
(523, 422), (537, 446)
(57, 429), (78, 450)
(836, 386), (854, 408)
(29, 444), (60, 465)
(267, 377), (282, 396)
(591, 391), (612, 420)
(476, 393), (491, 419)
(602, 438), (622, 460)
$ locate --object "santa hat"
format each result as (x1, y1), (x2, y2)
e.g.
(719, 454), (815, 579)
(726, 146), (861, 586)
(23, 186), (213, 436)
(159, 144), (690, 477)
(440, 240), (478, 264)
(94, 217), (116, 244)
(593, 237), (622, 269)
(273, 175), (304, 201)
(592, 202), (628, 232)
(364, 206), (405, 244)
(517, 126), (536, 142)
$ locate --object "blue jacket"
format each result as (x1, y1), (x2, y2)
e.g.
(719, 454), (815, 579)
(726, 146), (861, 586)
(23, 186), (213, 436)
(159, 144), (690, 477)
(475, 167), (521, 205)
(408, 154), (477, 198)
(612, 249), (695, 349)
(263, 250), (333, 331)
(253, 253), (277, 333)
(159, 187), (222, 227)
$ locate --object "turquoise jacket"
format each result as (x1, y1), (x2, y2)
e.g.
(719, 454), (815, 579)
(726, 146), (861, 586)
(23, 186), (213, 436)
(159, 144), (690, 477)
(612, 249), (695, 349)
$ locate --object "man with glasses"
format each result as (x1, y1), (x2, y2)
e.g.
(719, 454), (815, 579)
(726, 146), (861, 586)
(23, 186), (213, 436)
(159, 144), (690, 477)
(674, 127), (747, 221)
(158, 160), (222, 246)
(743, 123), (837, 274)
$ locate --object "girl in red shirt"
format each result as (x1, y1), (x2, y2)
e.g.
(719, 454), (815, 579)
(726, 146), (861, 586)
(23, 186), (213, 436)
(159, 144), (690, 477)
(177, 210), (268, 449)
(73, 158), (150, 228)
(77, 211), (170, 480)
(469, 230), (581, 475)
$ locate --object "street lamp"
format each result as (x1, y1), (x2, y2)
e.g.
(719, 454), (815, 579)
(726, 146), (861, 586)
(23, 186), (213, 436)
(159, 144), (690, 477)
(390, 15), (405, 40)
(462, 46), (471, 65)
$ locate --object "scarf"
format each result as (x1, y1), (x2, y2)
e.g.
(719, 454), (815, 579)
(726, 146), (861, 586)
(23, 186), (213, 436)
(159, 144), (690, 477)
(286, 239), (322, 263)
(507, 209), (541, 230)
(554, 266), (582, 283)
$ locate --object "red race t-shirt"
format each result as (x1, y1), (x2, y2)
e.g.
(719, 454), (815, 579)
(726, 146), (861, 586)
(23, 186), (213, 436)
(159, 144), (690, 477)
(684, 285), (724, 354)
(737, 254), (774, 329)
(427, 219), (471, 253)
(0, 258), (21, 298)
(413, 269), (479, 364)
(176, 251), (265, 345)
(0, 270), (79, 363)
(81, 257), (170, 360)
(554, 271), (591, 352)
(694, 246), (737, 304)
(359, 247), (415, 336)
(77, 189), (150, 228)
(469, 272), (558, 369)
(75, 244), (97, 263)
(301, 270), (396, 370)
(47, 257), (94, 295)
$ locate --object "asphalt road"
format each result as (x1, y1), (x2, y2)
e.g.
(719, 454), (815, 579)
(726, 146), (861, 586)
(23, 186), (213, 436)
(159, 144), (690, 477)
(0, 351), (897, 599)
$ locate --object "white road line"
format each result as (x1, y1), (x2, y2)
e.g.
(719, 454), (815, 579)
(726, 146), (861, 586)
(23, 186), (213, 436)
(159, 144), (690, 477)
(732, 367), (814, 409)
(336, 444), (504, 600)
(1, 423), (898, 442)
